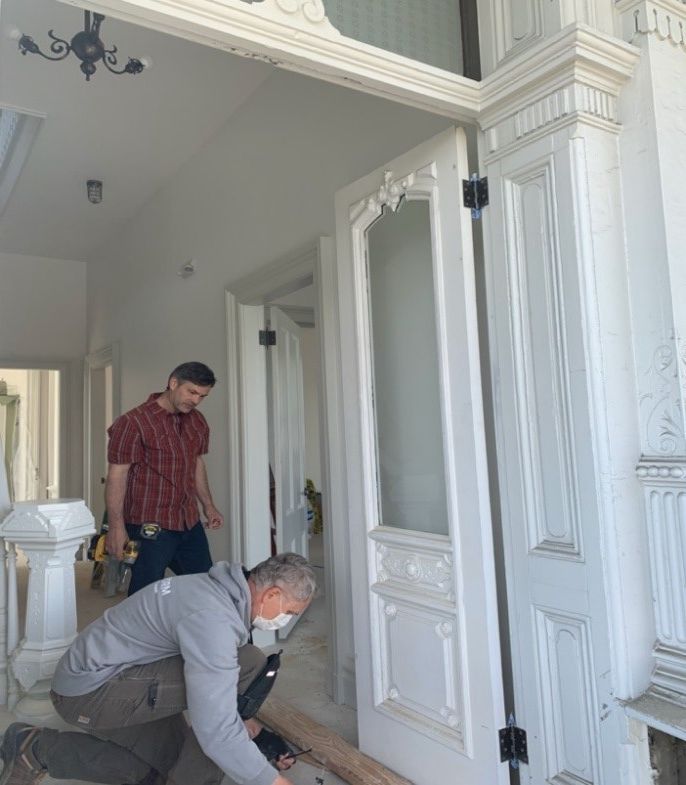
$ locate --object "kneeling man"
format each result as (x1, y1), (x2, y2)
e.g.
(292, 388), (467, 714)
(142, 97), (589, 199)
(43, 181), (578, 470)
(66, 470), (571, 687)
(0, 552), (315, 785)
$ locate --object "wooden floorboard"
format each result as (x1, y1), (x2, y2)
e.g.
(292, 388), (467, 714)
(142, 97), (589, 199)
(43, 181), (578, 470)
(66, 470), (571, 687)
(259, 696), (414, 785)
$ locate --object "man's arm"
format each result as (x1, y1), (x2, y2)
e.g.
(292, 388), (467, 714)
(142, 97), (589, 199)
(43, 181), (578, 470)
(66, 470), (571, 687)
(195, 456), (223, 530)
(178, 611), (282, 785)
(105, 463), (130, 559)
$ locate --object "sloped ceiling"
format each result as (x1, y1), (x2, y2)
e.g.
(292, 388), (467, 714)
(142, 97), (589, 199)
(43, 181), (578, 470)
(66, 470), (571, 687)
(0, 0), (273, 261)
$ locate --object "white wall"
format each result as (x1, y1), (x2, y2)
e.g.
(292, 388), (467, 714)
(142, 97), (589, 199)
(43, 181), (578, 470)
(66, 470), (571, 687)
(0, 252), (86, 497)
(0, 253), (86, 360)
(87, 67), (450, 562)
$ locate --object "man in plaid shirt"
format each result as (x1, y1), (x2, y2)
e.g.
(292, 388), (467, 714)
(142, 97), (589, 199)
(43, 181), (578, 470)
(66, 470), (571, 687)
(105, 361), (223, 594)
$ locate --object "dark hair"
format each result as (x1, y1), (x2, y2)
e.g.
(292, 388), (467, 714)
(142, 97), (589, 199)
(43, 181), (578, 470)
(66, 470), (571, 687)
(168, 362), (216, 389)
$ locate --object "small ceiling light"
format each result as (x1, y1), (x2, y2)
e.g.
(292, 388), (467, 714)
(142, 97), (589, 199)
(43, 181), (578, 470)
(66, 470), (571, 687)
(16, 11), (146, 82)
(87, 180), (103, 205)
(178, 260), (197, 279)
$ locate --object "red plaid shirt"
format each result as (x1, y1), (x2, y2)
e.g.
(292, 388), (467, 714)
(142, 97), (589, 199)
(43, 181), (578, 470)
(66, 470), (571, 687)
(107, 393), (210, 530)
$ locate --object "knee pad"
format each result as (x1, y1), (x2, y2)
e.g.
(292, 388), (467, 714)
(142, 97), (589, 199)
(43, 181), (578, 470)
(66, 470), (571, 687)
(237, 650), (282, 719)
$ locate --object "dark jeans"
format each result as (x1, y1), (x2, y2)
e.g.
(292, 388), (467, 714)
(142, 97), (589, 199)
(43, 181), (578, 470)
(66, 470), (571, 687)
(125, 521), (212, 596)
(43, 646), (266, 785)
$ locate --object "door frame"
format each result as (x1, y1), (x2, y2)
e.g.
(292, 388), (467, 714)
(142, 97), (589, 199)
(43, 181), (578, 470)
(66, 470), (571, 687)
(225, 238), (355, 705)
(0, 358), (72, 502)
(83, 344), (121, 516)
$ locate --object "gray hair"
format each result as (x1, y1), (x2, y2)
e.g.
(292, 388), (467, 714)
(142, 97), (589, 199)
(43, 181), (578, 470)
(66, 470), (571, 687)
(250, 552), (317, 602)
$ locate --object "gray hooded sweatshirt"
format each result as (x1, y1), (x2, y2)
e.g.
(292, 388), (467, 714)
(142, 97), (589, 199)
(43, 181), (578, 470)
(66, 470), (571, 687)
(52, 562), (276, 785)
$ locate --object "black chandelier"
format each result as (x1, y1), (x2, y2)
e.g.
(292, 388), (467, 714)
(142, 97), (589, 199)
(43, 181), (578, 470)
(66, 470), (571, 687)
(16, 11), (146, 82)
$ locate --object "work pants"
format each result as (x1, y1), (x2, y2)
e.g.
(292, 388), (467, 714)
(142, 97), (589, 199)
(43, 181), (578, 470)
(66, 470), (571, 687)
(38, 645), (266, 785)
(125, 521), (213, 596)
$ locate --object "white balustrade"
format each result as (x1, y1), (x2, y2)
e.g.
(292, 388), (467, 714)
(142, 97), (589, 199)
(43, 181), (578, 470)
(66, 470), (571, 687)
(6, 542), (18, 710)
(0, 499), (95, 721)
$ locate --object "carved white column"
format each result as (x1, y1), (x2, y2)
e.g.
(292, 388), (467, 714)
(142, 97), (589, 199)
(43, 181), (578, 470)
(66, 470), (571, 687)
(478, 24), (651, 783)
(617, 0), (686, 462)
(616, 0), (686, 719)
(635, 461), (686, 699)
(0, 500), (95, 722)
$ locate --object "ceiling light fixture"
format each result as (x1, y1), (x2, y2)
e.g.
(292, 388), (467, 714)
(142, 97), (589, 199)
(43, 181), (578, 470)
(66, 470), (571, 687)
(87, 180), (103, 205)
(15, 11), (147, 82)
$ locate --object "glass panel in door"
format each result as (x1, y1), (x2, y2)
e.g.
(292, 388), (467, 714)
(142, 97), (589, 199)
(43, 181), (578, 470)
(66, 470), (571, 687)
(366, 199), (448, 535)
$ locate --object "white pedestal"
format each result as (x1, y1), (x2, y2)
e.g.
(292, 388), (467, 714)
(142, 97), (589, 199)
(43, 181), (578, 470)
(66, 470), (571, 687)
(0, 499), (95, 722)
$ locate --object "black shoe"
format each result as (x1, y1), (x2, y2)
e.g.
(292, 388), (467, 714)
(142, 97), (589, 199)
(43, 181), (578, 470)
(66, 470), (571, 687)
(0, 724), (46, 785)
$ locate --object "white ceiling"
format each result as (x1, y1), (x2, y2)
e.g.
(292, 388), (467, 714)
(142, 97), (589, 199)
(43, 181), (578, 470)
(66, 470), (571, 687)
(0, 0), (273, 261)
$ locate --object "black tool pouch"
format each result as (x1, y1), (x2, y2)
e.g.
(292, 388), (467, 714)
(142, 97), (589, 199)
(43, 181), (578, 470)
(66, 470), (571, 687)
(237, 650), (282, 719)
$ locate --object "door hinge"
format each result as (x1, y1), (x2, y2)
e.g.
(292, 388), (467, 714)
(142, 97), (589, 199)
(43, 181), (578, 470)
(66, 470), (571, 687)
(499, 714), (528, 769)
(462, 173), (489, 220)
(259, 329), (276, 347)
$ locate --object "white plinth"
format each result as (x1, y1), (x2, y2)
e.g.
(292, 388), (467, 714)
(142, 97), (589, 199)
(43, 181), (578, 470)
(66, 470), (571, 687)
(0, 499), (95, 721)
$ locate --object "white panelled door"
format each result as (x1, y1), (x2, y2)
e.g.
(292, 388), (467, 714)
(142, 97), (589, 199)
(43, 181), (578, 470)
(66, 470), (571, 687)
(334, 127), (507, 785)
(267, 306), (309, 640)
(235, 304), (309, 642)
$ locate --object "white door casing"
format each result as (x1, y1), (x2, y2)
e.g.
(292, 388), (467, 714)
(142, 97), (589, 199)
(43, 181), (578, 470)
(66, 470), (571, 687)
(335, 127), (507, 785)
(84, 344), (121, 521)
(226, 241), (355, 703)
(267, 306), (309, 640)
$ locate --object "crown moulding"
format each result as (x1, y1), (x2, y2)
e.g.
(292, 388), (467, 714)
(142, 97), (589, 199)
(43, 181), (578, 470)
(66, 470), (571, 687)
(480, 25), (640, 129)
(617, 0), (686, 50)
(56, 0), (481, 121)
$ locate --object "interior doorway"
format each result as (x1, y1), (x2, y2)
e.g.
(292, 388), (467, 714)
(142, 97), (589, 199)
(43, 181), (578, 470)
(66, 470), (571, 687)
(263, 285), (356, 739)
(0, 367), (61, 503)
(84, 345), (120, 528)
(226, 240), (357, 742)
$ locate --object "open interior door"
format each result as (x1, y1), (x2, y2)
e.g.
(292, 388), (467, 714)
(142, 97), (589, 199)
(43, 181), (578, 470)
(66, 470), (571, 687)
(335, 127), (507, 785)
(235, 303), (309, 642)
(267, 306), (309, 640)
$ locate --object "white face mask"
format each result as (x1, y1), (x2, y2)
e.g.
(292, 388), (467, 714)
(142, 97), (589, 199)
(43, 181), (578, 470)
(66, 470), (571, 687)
(252, 612), (292, 631)
(252, 596), (292, 631)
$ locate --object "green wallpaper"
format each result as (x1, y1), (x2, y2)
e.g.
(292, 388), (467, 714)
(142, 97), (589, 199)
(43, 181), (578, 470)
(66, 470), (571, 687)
(321, 0), (462, 73)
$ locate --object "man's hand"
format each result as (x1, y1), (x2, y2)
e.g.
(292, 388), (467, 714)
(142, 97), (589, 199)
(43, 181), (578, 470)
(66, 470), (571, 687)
(244, 718), (262, 740)
(273, 776), (294, 785)
(105, 524), (128, 561)
(276, 755), (297, 772)
(204, 504), (224, 530)
(195, 457), (223, 529)
(105, 463), (131, 559)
